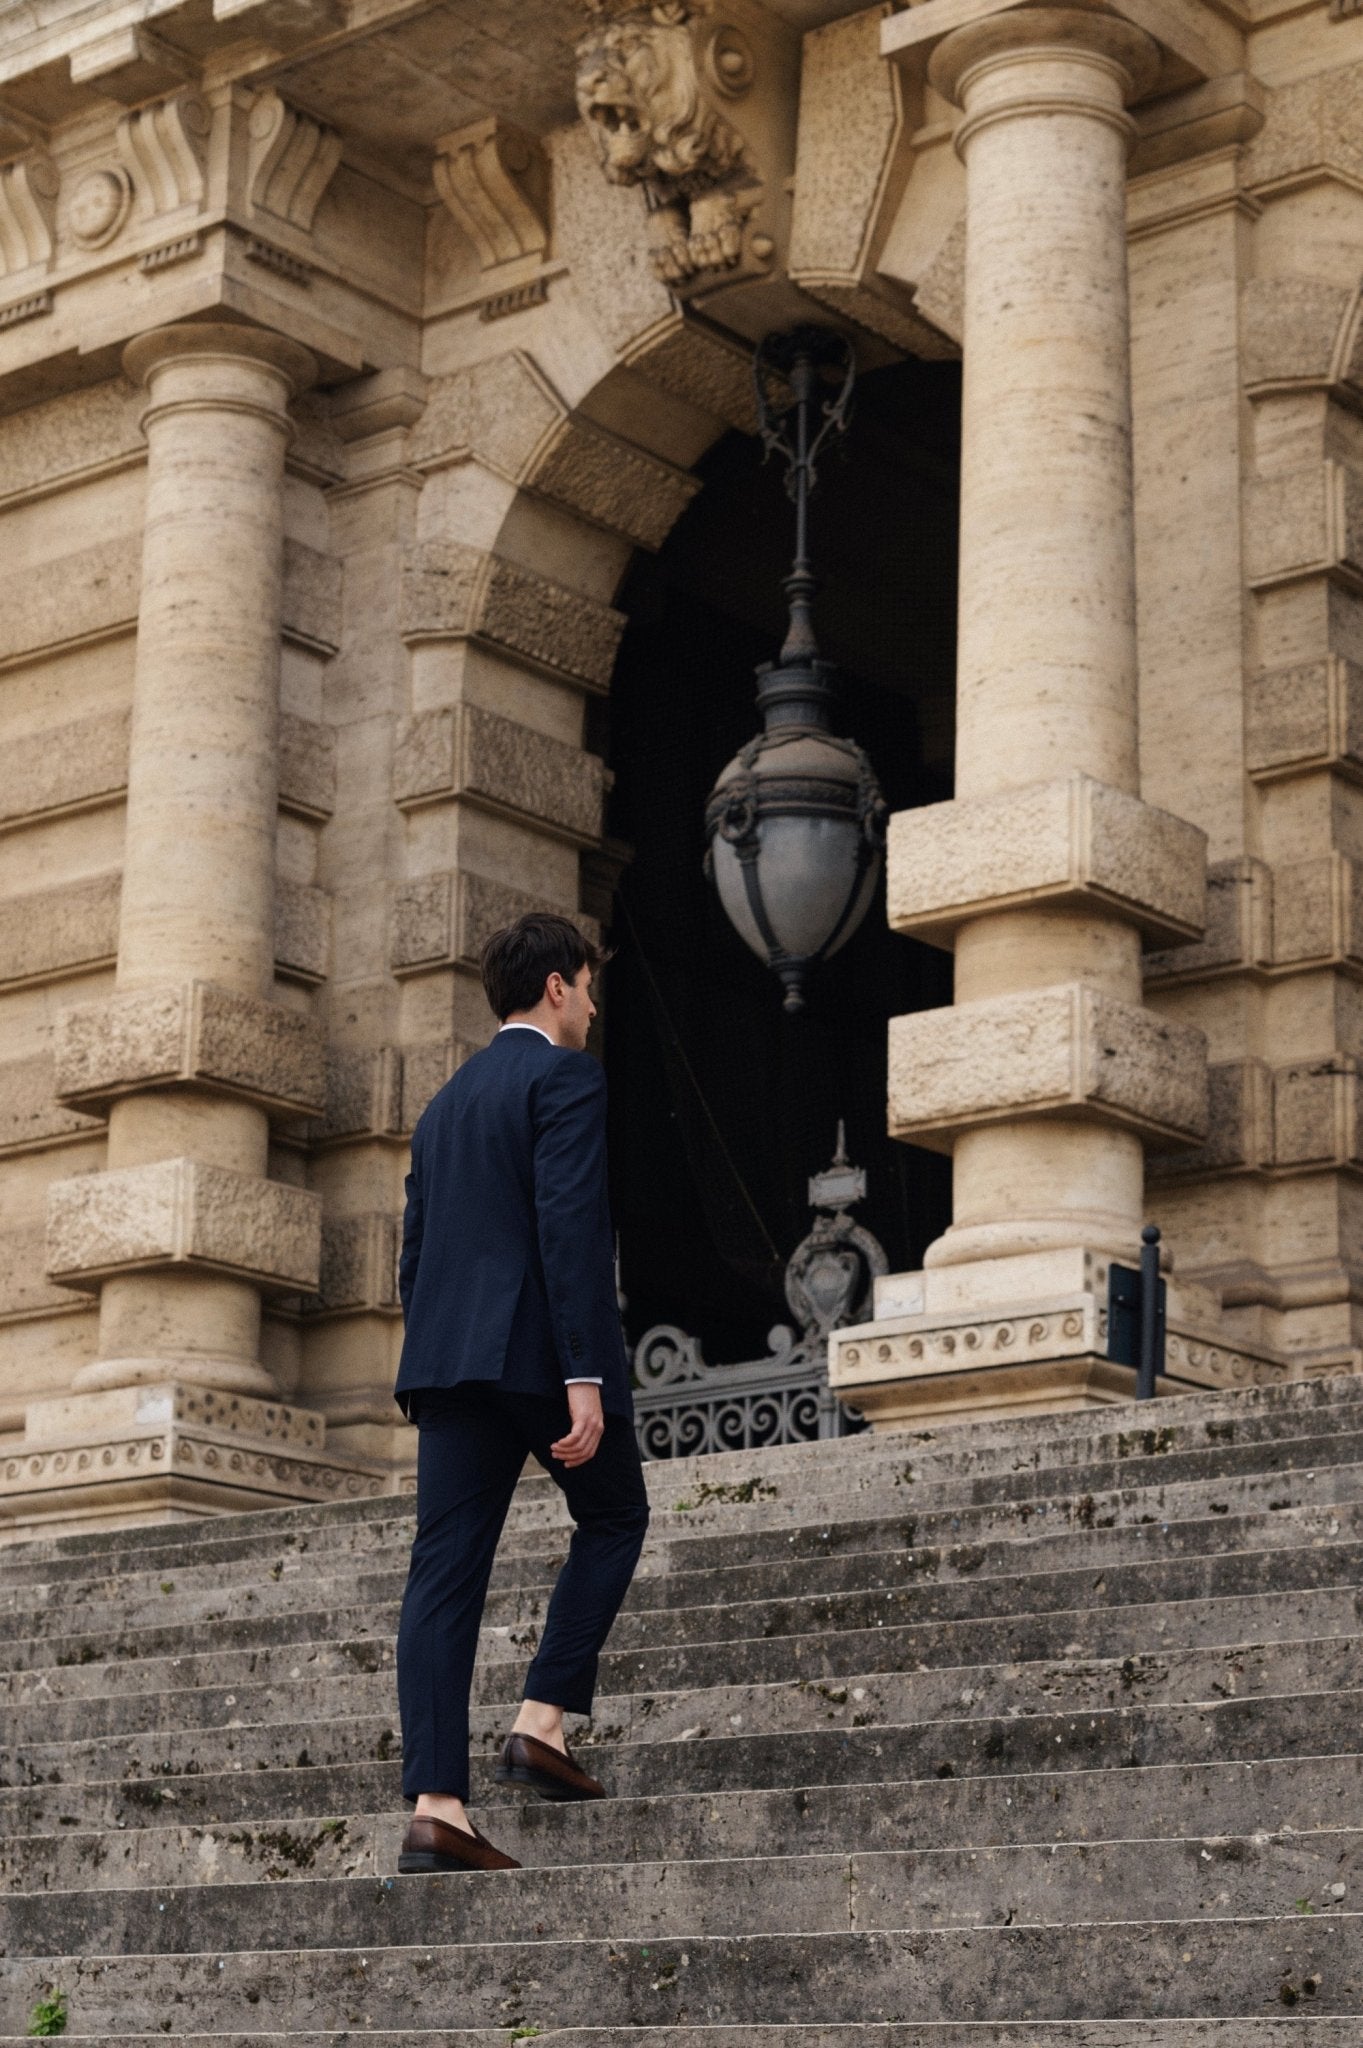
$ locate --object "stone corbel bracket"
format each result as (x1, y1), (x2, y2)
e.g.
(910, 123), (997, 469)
(435, 115), (550, 302)
(53, 982), (326, 1121)
(117, 90), (211, 221)
(248, 89), (343, 233)
(789, 5), (956, 361)
(0, 153), (58, 283)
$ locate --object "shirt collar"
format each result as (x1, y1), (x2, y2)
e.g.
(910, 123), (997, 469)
(499, 1022), (554, 1045)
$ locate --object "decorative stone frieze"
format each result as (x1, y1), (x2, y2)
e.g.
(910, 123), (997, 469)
(116, 91), (211, 220)
(46, 1159), (322, 1294)
(0, 535), (139, 666)
(313, 1213), (400, 1313)
(0, 153), (58, 281)
(434, 116), (549, 272)
(278, 714), (336, 821)
(247, 90), (343, 233)
(398, 539), (624, 692)
(393, 705), (608, 845)
(1247, 658), (1363, 783)
(888, 775), (1206, 950)
(0, 872), (119, 990)
(54, 982), (325, 1119)
(0, 707), (130, 828)
(0, 1055), (102, 1157)
(23, 1380), (325, 1450)
(789, 6), (953, 360)
(888, 986), (1208, 1153)
(274, 879), (332, 985)
(390, 870), (596, 977)
(1244, 460), (1363, 593)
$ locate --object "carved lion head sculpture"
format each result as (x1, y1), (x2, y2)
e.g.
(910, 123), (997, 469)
(575, 1), (745, 197)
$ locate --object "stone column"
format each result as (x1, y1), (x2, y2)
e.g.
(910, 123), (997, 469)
(830, 8), (1240, 1426)
(46, 325), (326, 1401)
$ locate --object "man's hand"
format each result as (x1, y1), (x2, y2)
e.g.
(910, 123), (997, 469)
(551, 1381), (605, 1467)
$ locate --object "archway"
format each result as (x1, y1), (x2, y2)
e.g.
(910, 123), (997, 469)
(598, 354), (962, 1364)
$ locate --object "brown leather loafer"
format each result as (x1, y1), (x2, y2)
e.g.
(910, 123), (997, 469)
(398, 1813), (520, 1873)
(495, 1730), (606, 1802)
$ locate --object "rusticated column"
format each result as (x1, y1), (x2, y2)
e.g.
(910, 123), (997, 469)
(830, 8), (1229, 1425)
(47, 325), (325, 1399)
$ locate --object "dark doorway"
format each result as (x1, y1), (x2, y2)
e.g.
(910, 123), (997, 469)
(596, 355), (961, 1366)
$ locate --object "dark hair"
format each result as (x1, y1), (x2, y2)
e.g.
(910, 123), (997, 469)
(479, 912), (604, 1021)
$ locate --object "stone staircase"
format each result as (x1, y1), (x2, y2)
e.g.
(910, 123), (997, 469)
(1, 1375), (1362, 2043)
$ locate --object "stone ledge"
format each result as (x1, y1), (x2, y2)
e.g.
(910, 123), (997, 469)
(53, 981), (326, 1119)
(888, 984), (1208, 1152)
(393, 704), (607, 844)
(399, 539), (624, 692)
(390, 869), (597, 977)
(1149, 1054), (1363, 1180)
(0, 536), (139, 666)
(311, 1211), (400, 1313)
(275, 878), (332, 985)
(46, 1159), (322, 1294)
(1145, 858), (1273, 985)
(887, 776), (1206, 948)
(22, 1379), (325, 1449)
(0, 1223), (89, 1322)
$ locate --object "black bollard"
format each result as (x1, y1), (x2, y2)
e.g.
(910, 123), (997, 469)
(1136, 1223), (1163, 1402)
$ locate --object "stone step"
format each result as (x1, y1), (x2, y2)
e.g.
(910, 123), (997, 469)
(2, 1384), (1350, 1589)
(0, 1915), (1357, 2032)
(3, 1480), (1359, 1715)
(3, 1519), (1355, 1686)
(7, 1748), (1356, 1889)
(1, 1674), (1356, 1825)
(6, 1621), (1352, 1758)
(4, 1827), (1360, 1961)
(1, 1580), (1353, 1784)
(0, 2028), (1356, 2048)
(6, 1490), (1357, 1648)
(5, 1476), (1359, 1654)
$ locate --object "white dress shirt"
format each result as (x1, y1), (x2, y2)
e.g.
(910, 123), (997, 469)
(499, 1020), (602, 1386)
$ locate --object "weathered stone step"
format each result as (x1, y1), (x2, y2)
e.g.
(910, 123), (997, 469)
(7, 1747), (1356, 1890)
(1, 1676), (1356, 1821)
(3, 1828), (1359, 1960)
(7, 1490), (1357, 1649)
(7, 1622), (1352, 1760)
(1, 1915), (1357, 2032)
(2, 1375), (1360, 1590)
(10, 1392), (1358, 1597)
(0, 2026), (1355, 2047)
(4, 1520), (1357, 1686)
(3, 1481), (1359, 1715)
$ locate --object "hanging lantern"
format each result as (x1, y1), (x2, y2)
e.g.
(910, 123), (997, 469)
(704, 327), (887, 1014)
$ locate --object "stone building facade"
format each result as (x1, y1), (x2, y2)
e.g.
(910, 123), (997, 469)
(0, 0), (1358, 1536)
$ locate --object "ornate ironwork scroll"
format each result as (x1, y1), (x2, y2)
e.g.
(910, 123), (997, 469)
(631, 1124), (885, 1459)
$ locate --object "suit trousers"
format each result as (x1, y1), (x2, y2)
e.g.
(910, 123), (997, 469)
(396, 1384), (650, 1802)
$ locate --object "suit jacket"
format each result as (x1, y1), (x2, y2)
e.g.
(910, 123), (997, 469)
(395, 1027), (633, 1417)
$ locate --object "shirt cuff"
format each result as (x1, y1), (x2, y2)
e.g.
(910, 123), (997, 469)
(564, 1377), (603, 1385)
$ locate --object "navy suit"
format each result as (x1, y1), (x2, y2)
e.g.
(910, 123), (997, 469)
(395, 1026), (649, 1802)
(396, 1026), (632, 1415)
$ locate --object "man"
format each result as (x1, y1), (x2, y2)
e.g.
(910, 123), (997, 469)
(394, 912), (649, 1874)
